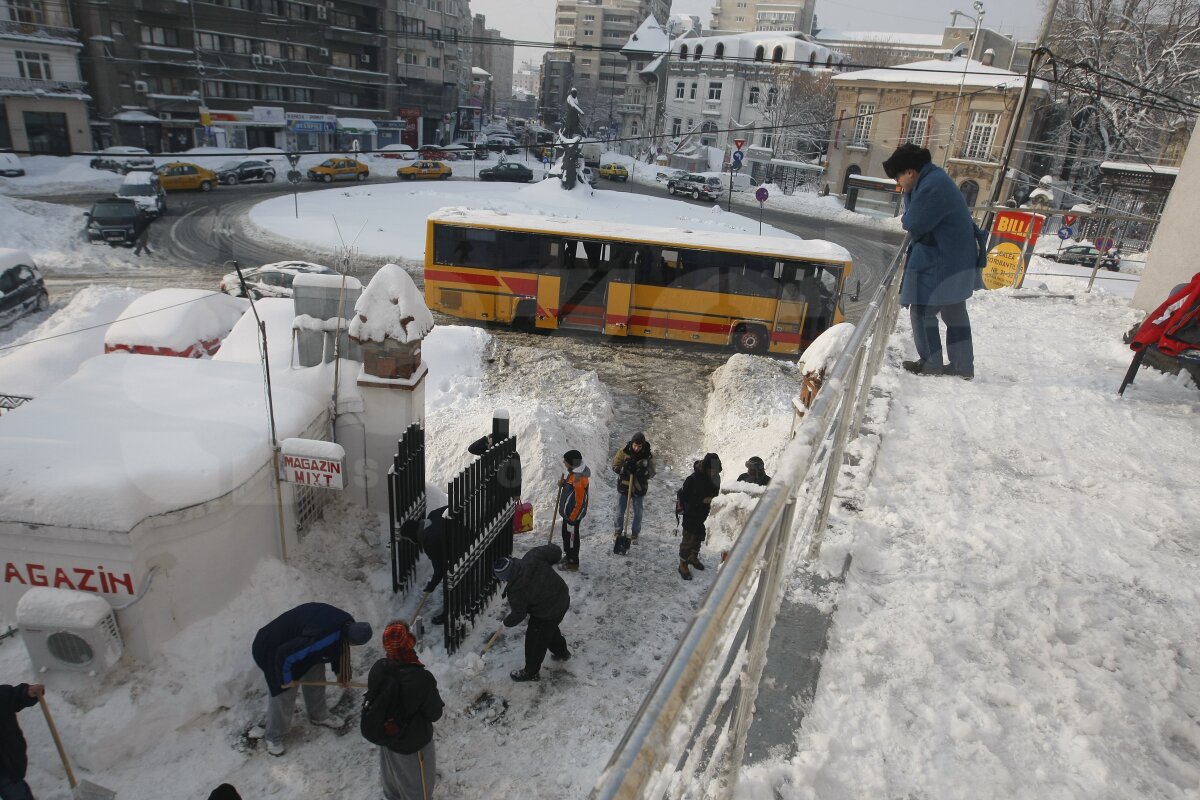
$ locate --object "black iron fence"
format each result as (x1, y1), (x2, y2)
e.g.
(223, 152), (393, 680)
(387, 423), (426, 594)
(0, 394), (31, 416)
(442, 436), (521, 654)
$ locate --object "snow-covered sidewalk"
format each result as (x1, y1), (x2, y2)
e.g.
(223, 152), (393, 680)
(741, 287), (1200, 798)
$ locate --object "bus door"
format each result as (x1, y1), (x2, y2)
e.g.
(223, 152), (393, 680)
(535, 274), (560, 330)
(559, 239), (609, 331)
(604, 282), (632, 336)
(604, 244), (639, 336)
(772, 260), (806, 354)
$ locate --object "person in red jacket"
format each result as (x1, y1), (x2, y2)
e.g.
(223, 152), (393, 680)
(557, 449), (590, 571)
(1, 682), (44, 800)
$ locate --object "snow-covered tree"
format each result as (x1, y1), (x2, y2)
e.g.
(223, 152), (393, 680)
(756, 69), (837, 161)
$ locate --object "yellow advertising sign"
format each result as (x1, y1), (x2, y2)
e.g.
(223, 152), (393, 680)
(199, 107), (212, 127)
(982, 242), (1026, 290)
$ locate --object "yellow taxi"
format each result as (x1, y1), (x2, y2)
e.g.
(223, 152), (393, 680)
(396, 160), (452, 181)
(307, 157), (370, 183)
(599, 163), (629, 181)
(156, 162), (218, 192)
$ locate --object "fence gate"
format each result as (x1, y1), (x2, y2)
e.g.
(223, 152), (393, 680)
(442, 436), (521, 654)
(387, 423), (426, 594)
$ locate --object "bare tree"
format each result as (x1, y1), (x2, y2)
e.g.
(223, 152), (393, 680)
(756, 69), (837, 161)
(1046, 0), (1200, 189)
(848, 39), (915, 69)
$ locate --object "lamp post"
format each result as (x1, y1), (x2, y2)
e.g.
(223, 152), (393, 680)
(942, 1), (985, 168)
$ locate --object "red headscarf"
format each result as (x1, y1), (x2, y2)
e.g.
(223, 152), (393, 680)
(382, 621), (421, 665)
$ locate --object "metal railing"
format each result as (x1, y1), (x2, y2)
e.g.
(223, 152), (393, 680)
(0, 76), (88, 93)
(590, 238), (908, 800)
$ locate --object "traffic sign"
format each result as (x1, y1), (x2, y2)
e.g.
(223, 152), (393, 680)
(733, 138), (746, 151)
(755, 187), (769, 203)
(1057, 226), (1073, 240)
(731, 161), (741, 172)
(286, 152), (300, 167)
(543, 156), (550, 165)
(1063, 213), (1078, 226)
(287, 170), (302, 185)
(731, 151), (744, 164)
(1095, 236), (1115, 252)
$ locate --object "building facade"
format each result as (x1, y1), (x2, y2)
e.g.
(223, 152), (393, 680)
(814, 26), (1021, 71)
(825, 55), (1048, 208)
(710, 1), (815, 36)
(471, 14), (513, 117)
(512, 59), (540, 95)
(0, 0), (91, 154)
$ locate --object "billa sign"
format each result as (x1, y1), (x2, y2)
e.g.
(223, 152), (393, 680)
(982, 210), (1046, 290)
(280, 438), (345, 490)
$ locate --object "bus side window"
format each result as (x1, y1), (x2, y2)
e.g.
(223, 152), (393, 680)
(660, 249), (681, 287)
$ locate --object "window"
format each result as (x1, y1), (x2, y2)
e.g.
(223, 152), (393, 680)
(429, 27), (441, 41)
(694, 45), (703, 60)
(110, 20), (123, 36)
(707, 83), (722, 101)
(15, 51), (52, 80)
(767, 87), (778, 106)
(715, 43), (725, 59)
(675, 81), (685, 99)
(852, 103), (874, 144)
(583, 29), (594, 36)
(809, 52), (816, 67)
(583, 13), (595, 21)
(904, 107), (929, 145)
(689, 82), (697, 100)
(631, 121), (639, 136)
(671, 117), (682, 137)
(679, 44), (688, 59)
(291, 87), (312, 103)
(400, 17), (425, 35)
(261, 84), (284, 100)
(332, 51), (357, 68)
(426, 55), (440, 68)
(760, 129), (775, 149)
(962, 111), (999, 160)
(748, 86), (760, 105)
(404, 52), (419, 65)
(335, 91), (358, 105)
(772, 46), (784, 63)
(140, 26), (179, 47)
(581, 58), (592, 66)
(754, 46), (764, 62)
(686, 118), (693, 131)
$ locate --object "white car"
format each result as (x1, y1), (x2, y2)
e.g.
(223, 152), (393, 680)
(115, 170), (167, 217)
(0, 151), (24, 177)
(219, 261), (336, 299)
(656, 168), (687, 183)
(90, 146), (155, 174)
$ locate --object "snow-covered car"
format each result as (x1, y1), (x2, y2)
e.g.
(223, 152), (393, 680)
(656, 168), (687, 183)
(215, 159), (276, 185)
(90, 146), (155, 174)
(377, 144), (417, 160)
(0, 150), (25, 177)
(219, 261), (337, 299)
(580, 165), (598, 187)
(115, 170), (167, 217)
(104, 289), (248, 358)
(668, 173), (721, 201)
(0, 249), (49, 328)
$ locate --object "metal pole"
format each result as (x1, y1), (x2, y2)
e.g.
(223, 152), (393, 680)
(1014, 213), (1035, 289)
(982, 47), (1048, 233)
(758, 202), (763, 235)
(943, 3), (986, 168)
(727, 162), (734, 212)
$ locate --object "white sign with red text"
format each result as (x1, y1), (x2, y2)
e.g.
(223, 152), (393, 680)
(281, 438), (345, 490)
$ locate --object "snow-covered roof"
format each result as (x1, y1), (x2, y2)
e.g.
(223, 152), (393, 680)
(816, 30), (945, 46)
(111, 110), (160, 123)
(672, 30), (840, 65)
(336, 117), (377, 131)
(348, 264), (434, 345)
(472, 66), (491, 77)
(427, 208), (853, 263)
(622, 15), (670, 56)
(0, 247), (35, 273)
(833, 57), (1048, 91)
(1098, 161), (1180, 176)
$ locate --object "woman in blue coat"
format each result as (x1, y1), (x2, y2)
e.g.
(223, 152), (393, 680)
(883, 144), (977, 379)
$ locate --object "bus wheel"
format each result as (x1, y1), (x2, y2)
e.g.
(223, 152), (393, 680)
(733, 325), (768, 354)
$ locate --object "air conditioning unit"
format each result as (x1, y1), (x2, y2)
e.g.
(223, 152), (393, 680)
(433, 40), (445, 49)
(133, 79), (149, 93)
(263, 55), (275, 65)
(315, 4), (327, 19)
(319, 47), (329, 57)
(360, 53), (370, 64)
(251, 53), (263, 64)
(325, 0), (335, 6)
(17, 588), (124, 676)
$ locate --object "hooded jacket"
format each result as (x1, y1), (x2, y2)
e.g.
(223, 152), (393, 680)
(363, 658), (444, 755)
(558, 463), (591, 523)
(502, 544), (570, 627)
(0, 684), (36, 783)
(679, 453), (722, 533)
(612, 440), (656, 497)
(252, 602), (356, 696)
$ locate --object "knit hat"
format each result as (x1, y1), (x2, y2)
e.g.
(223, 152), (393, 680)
(563, 449), (583, 468)
(493, 555), (514, 581)
(382, 620), (416, 660)
(345, 621), (373, 646)
(631, 432), (647, 445)
(746, 456), (764, 470)
(207, 785), (242, 800)
(703, 453), (723, 473)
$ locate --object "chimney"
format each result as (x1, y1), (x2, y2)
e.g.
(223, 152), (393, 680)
(981, 48), (995, 67)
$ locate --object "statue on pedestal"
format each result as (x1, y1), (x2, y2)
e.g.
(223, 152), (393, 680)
(560, 87), (584, 190)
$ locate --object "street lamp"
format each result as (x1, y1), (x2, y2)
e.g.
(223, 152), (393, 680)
(942, 0), (985, 168)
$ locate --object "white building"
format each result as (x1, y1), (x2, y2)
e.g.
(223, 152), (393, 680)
(710, 0), (816, 36)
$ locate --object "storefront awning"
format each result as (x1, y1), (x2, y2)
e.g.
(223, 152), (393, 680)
(337, 117), (377, 133)
(111, 110), (161, 123)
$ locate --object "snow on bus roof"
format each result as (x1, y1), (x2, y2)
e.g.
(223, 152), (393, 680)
(427, 208), (853, 263)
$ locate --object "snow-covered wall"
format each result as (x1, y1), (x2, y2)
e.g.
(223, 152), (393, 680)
(1133, 124), (1199, 311)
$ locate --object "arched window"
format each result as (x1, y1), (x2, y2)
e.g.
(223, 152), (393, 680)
(694, 45), (703, 60)
(754, 45), (765, 62)
(772, 45), (784, 63)
(715, 43), (725, 59)
(826, 55), (833, 67)
(631, 120), (639, 136)
(809, 52), (816, 67)
(748, 86), (760, 105)
(767, 87), (778, 106)
(959, 179), (979, 208)
(842, 164), (861, 194)
(679, 44), (688, 59)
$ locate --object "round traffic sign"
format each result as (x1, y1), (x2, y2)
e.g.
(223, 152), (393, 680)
(755, 187), (769, 203)
(286, 153), (300, 167)
(287, 170), (302, 185)
(732, 150), (744, 163)
(1094, 236), (1115, 252)
(731, 161), (741, 172)
(1057, 226), (1073, 240)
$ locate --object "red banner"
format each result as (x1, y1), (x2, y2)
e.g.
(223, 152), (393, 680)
(991, 210), (1045, 247)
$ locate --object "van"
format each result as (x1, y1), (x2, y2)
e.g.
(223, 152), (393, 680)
(115, 170), (167, 217)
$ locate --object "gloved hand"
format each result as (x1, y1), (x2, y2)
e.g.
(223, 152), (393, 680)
(635, 462), (648, 476)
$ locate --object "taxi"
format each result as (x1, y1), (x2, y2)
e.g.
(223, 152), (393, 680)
(156, 161), (218, 192)
(599, 163), (629, 181)
(307, 157), (370, 182)
(397, 160), (452, 181)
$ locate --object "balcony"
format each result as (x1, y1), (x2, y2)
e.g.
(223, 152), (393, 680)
(0, 75), (89, 96)
(616, 103), (641, 114)
(952, 146), (998, 164)
(0, 18), (79, 42)
(324, 25), (385, 41)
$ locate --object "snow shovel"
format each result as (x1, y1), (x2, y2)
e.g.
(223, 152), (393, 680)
(613, 474), (635, 555)
(38, 695), (116, 800)
(480, 624), (505, 656)
(545, 475), (565, 545)
(296, 679), (368, 689)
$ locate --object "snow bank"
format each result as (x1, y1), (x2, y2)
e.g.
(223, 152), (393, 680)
(0, 155), (122, 197)
(799, 321), (855, 374)
(213, 298), (295, 365)
(348, 263), (433, 344)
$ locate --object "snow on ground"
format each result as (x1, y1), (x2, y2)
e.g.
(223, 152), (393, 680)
(0, 193), (153, 274)
(0, 155), (121, 197)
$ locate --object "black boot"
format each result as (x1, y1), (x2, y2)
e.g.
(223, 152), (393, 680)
(431, 611), (446, 626)
(510, 668), (540, 682)
(679, 559), (692, 581)
(903, 359), (943, 376)
(688, 556), (706, 571)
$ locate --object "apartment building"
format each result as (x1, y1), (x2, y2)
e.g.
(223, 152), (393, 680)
(513, 59), (540, 95)
(471, 14), (513, 116)
(394, 0), (474, 146)
(710, 1), (815, 36)
(0, 0), (90, 154)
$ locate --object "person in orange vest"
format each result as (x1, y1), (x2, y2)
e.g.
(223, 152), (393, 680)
(557, 450), (590, 571)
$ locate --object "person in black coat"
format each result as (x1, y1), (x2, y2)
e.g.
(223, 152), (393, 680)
(1, 682), (43, 800)
(401, 506), (450, 626)
(493, 544), (571, 682)
(736, 456), (771, 486)
(251, 603), (373, 756)
(677, 453), (722, 580)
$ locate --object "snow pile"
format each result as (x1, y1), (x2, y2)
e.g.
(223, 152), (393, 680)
(16, 587), (113, 629)
(0, 155), (122, 197)
(0, 284), (142, 397)
(0, 193), (156, 273)
(104, 289), (248, 353)
(348, 263), (433, 344)
(799, 321), (855, 374)
(213, 297), (295, 365)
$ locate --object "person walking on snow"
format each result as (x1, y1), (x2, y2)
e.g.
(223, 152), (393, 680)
(737, 456), (771, 486)
(677, 453), (722, 581)
(251, 602), (373, 756)
(493, 545), (571, 682)
(1, 682), (44, 800)
(558, 449), (590, 570)
(882, 143), (979, 379)
(400, 506), (449, 626)
(611, 432), (655, 552)
(361, 621), (444, 800)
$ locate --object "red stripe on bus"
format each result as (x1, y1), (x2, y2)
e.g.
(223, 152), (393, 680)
(425, 269), (500, 287)
(628, 314), (731, 335)
(505, 277), (537, 295)
(771, 332), (802, 344)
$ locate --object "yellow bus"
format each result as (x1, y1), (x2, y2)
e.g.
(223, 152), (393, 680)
(423, 208), (854, 355)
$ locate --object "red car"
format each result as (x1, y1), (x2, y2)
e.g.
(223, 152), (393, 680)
(418, 147), (456, 162)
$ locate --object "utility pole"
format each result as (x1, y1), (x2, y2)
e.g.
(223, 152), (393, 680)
(942, 1), (986, 167)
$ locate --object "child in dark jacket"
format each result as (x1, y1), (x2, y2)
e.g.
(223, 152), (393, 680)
(558, 450), (590, 570)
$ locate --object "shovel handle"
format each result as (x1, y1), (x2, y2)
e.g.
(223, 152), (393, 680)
(295, 679), (368, 689)
(410, 591), (431, 626)
(546, 474), (565, 545)
(38, 695), (77, 789)
(480, 625), (504, 656)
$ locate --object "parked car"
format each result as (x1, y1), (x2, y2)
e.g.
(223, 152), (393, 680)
(655, 167), (687, 183)
(580, 165), (598, 187)
(599, 163), (629, 181)
(377, 143), (417, 159)
(418, 146), (454, 161)
(442, 144), (475, 160)
(104, 289), (248, 358)
(218, 261), (337, 299)
(1045, 244), (1120, 270)
(0, 249), (49, 328)
(0, 151), (25, 177)
(397, 160), (452, 181)
(479, 162), (533, 183)
(156, 161), (218, 192)
(89, 146), (154, 174)
(667, 173), (722, 201)
(308, 157), (369, 182)
(115, 170), (167, 217)
(84, 197), (151, 246)
(216, 159), (276, 185)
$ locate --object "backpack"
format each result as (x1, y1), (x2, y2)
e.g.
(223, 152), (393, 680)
(360, 672), (403, 747)
(973, 224), (989, 270)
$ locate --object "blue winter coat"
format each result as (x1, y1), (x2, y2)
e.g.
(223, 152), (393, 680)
(252, 602), (355, 696)
(900, 162), (978, 306)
